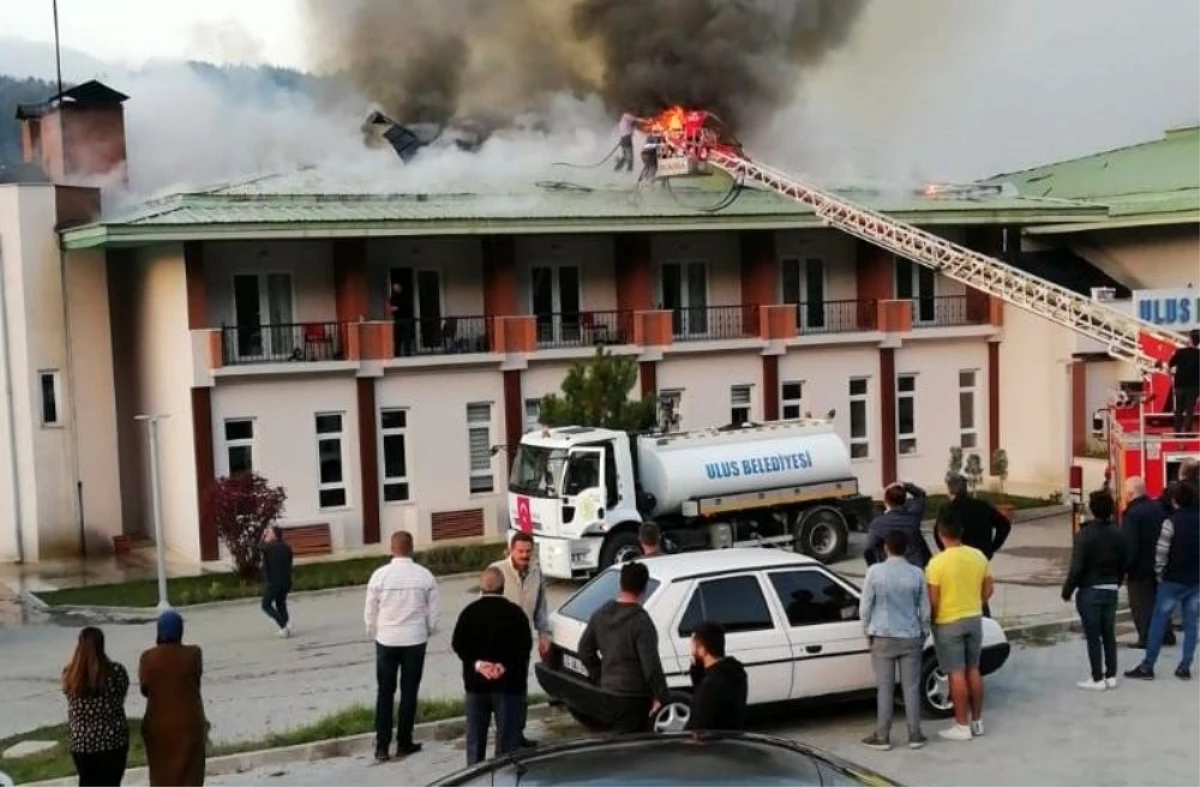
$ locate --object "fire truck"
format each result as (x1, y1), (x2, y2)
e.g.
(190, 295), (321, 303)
(649, 109), (1199, 505)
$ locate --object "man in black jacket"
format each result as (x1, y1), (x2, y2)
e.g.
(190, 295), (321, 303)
(685, 622), (748, 732)
(865, 482), (932, 568)
(936, 475), (1011, 617)
(1168, 329), (1199, 434)
(578, 561), (670, 733)
(260, 526), (294, 637)
(1123, 476), (1174, 648)
(451, 567), (533, 765)
(1062, 490), (1127, 689)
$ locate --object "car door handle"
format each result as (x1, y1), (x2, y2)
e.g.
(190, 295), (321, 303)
(805, 645), (823, 655)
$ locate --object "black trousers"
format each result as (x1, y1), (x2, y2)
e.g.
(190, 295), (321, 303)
(1129, 576), (1176, 646)
(1174, 387), (1198, 433)
(261, 585), (289, 629)
(375, 642), (426, 751)
(615, 135), (634, 171)
(1076, 587), (1119, 681)
(72, 746), (128, 786)
(606, 695), (653, 735)
(465, 692), (523, 766)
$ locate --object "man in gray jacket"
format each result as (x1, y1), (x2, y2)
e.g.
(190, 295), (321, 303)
(865, 482), (932, 568)
(489, 531), (550, 747)
(578, 561), (670, 733)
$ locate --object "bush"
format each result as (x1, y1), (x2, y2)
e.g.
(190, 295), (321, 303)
(992, 448), (1009, 492)
(964, 453), (984, 492)
(210, 473), (288, 580)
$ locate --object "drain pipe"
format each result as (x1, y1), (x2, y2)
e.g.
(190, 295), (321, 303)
(0, 243), (26, 563)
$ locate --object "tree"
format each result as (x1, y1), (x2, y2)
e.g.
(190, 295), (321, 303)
(210, 472), (288, 580)
(991, 448), (1009, 494)
(538, 347), (657, 432)
(964, 453), (985, 493)
(947, 445), (964, 478)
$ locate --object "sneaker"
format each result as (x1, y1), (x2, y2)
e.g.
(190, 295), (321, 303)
(938, 724), (973, 742)
(395, 742), (423, 757)
(1076, 679), (1107, 691)
(276, 627), (290, 638)
(1124, 664), (1155, 680)
(908, 732), (928, 750)
(1176, 666), (1192, 680)
(970, 719), (985, 737)
(860, 734), (891, 751)
(519, 736), (539, 749)
(374, 749), (390, 763)
(1104, 677), (1118, 689)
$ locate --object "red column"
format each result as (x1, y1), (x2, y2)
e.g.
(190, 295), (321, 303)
(333, 239), (369, 322)
(879, 347), (897, 485)
(989, 341), (1001, 471)
(739, 230), (776, 306)
(184, 241), (207, 329)
(762, 355), (780, 421)
(503, 370), (523, 471)
(855, 240), (893, 329)
(615, 233), (654, 312)
(356, 379), (381, 544)
(192, 388), (218, 561)
(483, 236), (518, 316)
(639, 360), (658, 400)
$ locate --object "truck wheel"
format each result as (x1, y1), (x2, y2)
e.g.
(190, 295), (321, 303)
(795, 508), (849, 563)
(920, 654), (955, 718)
(599, 531), (641, 569)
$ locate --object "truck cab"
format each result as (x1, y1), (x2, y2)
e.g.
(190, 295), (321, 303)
(508, 427), (643, 579)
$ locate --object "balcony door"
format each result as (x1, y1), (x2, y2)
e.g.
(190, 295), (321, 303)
(781, 257), (826, 330)
(233, 272), (294, 360)
(661, 260), (708, 336)
(531, 265), (580, 344)
(390, 267), (443, 350)
(895, 257), (936, 324)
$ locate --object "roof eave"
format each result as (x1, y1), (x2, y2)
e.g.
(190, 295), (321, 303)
(1024, 210), (1200, 235)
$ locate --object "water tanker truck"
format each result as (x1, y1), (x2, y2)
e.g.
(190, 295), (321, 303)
(507, 419), (874, 580)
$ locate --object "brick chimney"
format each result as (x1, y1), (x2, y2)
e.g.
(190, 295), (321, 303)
(15, 80), (129, 186)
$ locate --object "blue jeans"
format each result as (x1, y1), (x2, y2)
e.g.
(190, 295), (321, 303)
(465, 692), (523, 766)
(375, 642), (427, 751)
(1144, 581), (1200, 671)
(1075, 587), (1118, 681)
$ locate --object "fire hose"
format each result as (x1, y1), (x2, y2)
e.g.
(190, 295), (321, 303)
(551, 140), (622, 169)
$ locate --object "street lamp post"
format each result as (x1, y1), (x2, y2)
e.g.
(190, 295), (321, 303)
(135, 414), (171, 612)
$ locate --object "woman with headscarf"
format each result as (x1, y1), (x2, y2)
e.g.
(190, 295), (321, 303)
(139, 610), (207, 786)
(62, 627), (130, 786)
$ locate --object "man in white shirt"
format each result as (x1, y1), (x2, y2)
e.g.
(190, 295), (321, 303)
(365, 530), (439, 762)
(615, 112), (642, 172)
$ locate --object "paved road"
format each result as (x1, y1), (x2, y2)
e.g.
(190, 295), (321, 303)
(199, 634), (1200, 787)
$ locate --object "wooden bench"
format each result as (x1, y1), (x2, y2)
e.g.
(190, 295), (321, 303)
(282, 523), (333, 557)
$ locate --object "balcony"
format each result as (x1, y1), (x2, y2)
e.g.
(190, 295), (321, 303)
(221, 322), (347, 365)
(392, 315), (492, 357)
(912, 295), (971, 327)
(534, 310), (633, 349)
(791, 299), (870, 334)
(671, 305), (760, 342)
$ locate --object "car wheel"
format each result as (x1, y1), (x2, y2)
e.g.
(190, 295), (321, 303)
(920, 654), (955, 718)
(652, 692), (693, 733)
(566, 706), (608, 733)
(795, 508), (849, 563)
(599, 531), (642, 569)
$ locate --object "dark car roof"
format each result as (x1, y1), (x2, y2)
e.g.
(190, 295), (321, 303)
(427, 732), (902, 787)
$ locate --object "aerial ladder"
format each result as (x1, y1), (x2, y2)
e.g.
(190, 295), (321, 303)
(655, 112), (1196, 499)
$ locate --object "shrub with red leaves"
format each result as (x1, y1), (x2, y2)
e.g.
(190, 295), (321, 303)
(210, 472), (288, 580)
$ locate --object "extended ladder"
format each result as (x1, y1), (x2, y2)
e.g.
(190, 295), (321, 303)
(662, 140), (1184, 375)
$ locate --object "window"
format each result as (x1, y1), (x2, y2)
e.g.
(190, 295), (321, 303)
(38, 370), (62, 426)
(730, 384), (752, 425)
(958, 370), (978, 449)
(524, 398), (542, 433)
(781, 381), (804, 421)
(897, 374), (917, 455)
(895, 257), (936, 323)
(660, 261), (708, 335)
(658, 389), (683, 433)
(467, 403), (494, 493)
(849, 378), (869, 459)
(781, 257), (826, 329)
(380, 408), (410, 502)
(677, 575), (775, 637)
(315, 412), (348, 509)
(559, 569), (661, 622)
(223, 419), (255, 475)
(769, 570), (859, 627)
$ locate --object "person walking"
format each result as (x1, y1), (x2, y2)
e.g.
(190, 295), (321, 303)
(1062, 490), (1127, 690)
(139, 611), (207, 787)
(489, 531), (550, 748)
(365, 530), (439, 761)
(1122, 476), (1175, 649)
(865, 482), (932, 568)
(62, 627), (130, 786)
(452, 567), (532, 766)
(936, 474), (1011, 617)
(1126, 481), (1200, 681)
(859, 530), (931, 751)
(926, 509), (993, 742)
(578, 561), (670, 734)
(1168, 329), (1199, 434)
(685, 621), (748, 732)
(260, 525), (294, 638)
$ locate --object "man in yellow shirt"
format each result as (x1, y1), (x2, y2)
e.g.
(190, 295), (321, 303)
(926, 509), (994, 742)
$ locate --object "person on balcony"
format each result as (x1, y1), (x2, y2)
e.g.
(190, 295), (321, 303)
(388, 282), (415, 357)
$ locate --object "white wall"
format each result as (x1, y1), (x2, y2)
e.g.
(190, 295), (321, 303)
(515, 235), (617, 312)
(652, 232), (741, 306)
(211, 376), (362, 549)
(205, 240), (336, 327)
(657, 351), (762, 430)
(367, 237), (485, 319)
(1066, 226), (1200, 290)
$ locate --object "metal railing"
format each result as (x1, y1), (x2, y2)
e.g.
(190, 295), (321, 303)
(222, 322), (345, 365)
(535, 310), (632, 349)
(912, 295), (970, 327)
(672, 305), (758, 341)
(793, 299), (866, 334)
(391, 315), (492, 356)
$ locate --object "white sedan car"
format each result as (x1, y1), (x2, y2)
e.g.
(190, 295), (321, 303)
(535, 549), (1011, 732)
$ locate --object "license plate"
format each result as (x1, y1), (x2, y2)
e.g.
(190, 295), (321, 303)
(562, 653), (588, 677)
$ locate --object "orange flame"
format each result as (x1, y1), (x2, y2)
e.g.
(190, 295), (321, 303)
(643, 105), (697, 135)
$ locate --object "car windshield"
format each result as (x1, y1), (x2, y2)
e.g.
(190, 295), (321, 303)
(558, 568), (660, 623)
(509, 444), (568, 498)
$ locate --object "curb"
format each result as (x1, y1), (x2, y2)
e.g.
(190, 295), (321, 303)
(20, 704), (561, 787)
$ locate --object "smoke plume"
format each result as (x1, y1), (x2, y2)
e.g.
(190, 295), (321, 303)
(303, 0), (870, 131)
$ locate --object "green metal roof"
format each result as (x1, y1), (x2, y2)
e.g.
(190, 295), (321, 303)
(985, 125), (1200, 230)
(61, 172), (1108, 250)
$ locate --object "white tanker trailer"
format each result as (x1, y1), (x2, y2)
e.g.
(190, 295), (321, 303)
(507, 419), (874, 580)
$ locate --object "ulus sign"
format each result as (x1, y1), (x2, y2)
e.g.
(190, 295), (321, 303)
(1134, 288), (1200, 330)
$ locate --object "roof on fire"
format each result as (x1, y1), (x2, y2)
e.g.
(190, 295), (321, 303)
(60, 169), (1108, 250)
(983, 125), (1200, 234)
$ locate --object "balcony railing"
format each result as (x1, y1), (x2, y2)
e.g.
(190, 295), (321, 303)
(535, 310), (632, 349)
(912, 295), (970, 327)
(392, 315), (492, 357)
(792, 299), (869, 334)
(671, 305), (759, 341)
(222, 322), (346, 365)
